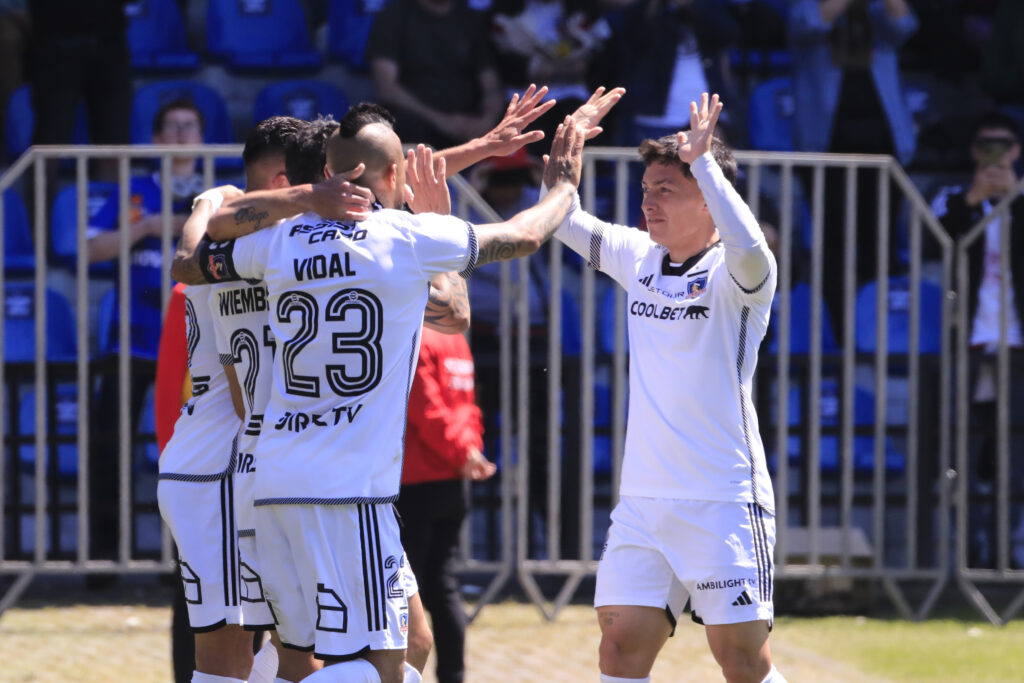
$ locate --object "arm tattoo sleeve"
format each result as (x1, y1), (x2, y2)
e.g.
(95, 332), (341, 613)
(475, 183), (575, 267)
(233, 205), (272, 231)
(424, 272), (471, 333)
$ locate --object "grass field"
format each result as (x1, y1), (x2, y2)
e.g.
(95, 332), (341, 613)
(1, 578), (1021, 682)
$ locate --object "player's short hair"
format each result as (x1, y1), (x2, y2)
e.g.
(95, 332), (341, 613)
(638, 135), (738, 186)
(287, 115), (339, 185)
(152, 97), (205, 137)
(970, 111), (1021, 142)
(338, 102), (396, 138)
(243, 116), (307, 168)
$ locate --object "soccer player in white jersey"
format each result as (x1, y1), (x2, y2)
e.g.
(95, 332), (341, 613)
(561, 93), (786, 683)
(171, 112), (584, 683)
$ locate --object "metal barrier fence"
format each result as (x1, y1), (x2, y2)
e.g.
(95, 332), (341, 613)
(0, 145), (1021, 626)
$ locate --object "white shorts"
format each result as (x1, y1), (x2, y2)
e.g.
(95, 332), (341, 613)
(254, 503), (410, 659)
(595, 497), (775, 629)
(158, 478), (242, 631)
(238, 533), (275, 630)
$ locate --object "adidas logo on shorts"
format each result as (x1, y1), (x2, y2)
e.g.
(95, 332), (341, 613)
(732, 590), (753, 606)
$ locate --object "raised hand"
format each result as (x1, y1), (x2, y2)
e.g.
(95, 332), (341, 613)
(542, 116), (586, 190)
(405, 144), (451, 215)
(676, 92), (723, 165)
(571, 86), (625, 140)
(309, 164), (374, 222)
(479, 84), (558, 156)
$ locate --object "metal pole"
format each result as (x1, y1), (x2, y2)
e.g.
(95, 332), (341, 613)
(774, 162), (793, 562)
(579, 158), (597, 562)
(118, 156), (132, 563)
(840, 164), (857, 569)
(871, 169), (890, 569)
(76, 157), (91, 564)
(547, 241), (563, 561)
(808, 163), (824, 566)
(33, 156), (48, 564)
(906, 202), (922, 569)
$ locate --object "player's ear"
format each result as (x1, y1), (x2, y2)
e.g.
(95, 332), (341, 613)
(323, 163), (332, 180)
(384, 162), (398, 191)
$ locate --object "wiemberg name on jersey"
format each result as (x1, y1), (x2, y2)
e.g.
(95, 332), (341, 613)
(217, 285), (269, 316)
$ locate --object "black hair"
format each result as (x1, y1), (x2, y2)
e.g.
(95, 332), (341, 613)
(242, 116), (307, 167)
(286, 115), (340, 185)
(637, 134), (738, 185)
(338, 102), (396, 138)
(152, 97), (205, 137)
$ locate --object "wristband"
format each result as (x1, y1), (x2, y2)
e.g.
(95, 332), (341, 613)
(192, 188), (225, 213)
(197, 235), (241, 283)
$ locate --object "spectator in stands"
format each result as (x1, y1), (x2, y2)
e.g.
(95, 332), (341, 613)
(28, 0), (132, 179)
(601, 0), (743, 145)
(789, 0), (918, 336)
(490, 0), (612, 141)
(399, 324), (492, 683)
(930, 111), (1024, 568)
(981, 1), (1024, 109)
(367, 0), (504, 149)
(0, 0), (29, 159)
(85, 98), (203, 565)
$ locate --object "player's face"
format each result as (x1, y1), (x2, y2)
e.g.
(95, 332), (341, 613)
(640, 162), (708, 248)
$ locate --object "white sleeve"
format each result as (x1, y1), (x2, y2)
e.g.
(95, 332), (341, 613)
(689, 152), (775, 300)
(403, 212), (478, 279)
(229, 228), (273, 281)
(551, 191), (650, 289)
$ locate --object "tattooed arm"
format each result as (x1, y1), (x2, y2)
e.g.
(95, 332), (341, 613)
(472, 117), (584, 266)
(205, 166), (372, 240)
(424, 272), (471, 334)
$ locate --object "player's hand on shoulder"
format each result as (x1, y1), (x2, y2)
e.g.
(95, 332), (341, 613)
(311, 164), (373, 222)
(404, 144), (451, 215)
(571, 86), (625, 141)
(676, 92), (723, 165)
(542, 116), (585, 190)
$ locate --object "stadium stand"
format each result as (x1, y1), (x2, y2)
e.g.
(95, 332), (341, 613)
(3, 189), (34, 276)
(251, 79), (349, 124)
(129, 80), (234, 145)
(126, 0), (200, 72)
(206, 0), (322, 71)
(748, 76), (795, 152)
(18, 383), (80, 478)
(3, 284), (78, 363)
(768, 282), (840, 355)
(855, 275), (943, 354)
(326, 0), (395, 72)
(4, 85), (89, 161)
(50, 181), (119, 276)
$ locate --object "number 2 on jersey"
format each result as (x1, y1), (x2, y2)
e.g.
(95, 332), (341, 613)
(277, 288), (384, 398)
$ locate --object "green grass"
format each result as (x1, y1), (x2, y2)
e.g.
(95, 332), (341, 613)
(778, 616), (1024, 682)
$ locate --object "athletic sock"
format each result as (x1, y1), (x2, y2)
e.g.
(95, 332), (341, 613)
(402, 662), (422, 683)
(190, 673), (245, 683)
(249, 640), (279, 683)
(761, 665), (788, 682)
(302, 659), (382, 683)
(599, 675), (650, 683)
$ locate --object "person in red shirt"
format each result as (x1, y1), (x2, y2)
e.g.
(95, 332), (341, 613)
(399, 326), (493, 683)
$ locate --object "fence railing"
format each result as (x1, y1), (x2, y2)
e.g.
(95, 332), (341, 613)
(1, 145), (1022, 626)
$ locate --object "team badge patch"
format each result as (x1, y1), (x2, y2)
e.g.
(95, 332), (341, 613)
(685, 275), (708, 300)
(399, 609), (409, 634)
(207, 253), (228, 280)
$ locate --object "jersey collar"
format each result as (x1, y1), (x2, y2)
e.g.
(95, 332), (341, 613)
(661, 240), (721, 277)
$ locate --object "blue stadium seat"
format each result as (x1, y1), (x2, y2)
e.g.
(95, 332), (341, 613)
(130, 80), (234, 145)
(4, 189), (34, 276)
(598, 285), (628, 356)
(207, 0), (322, 70)
(126, 0), (200, 71)
(18, 383), (80, 478)
(96, 288), (117, 357)
(769, 282), (839, 354)
(50, 182), (119, 275)
(252, 80), (349, 124)
(855, 276), (943, 354)
(4, 85), (89, 162)
(3, 284), (78, 362)
(748, 77), (795, 151)
(136, 382), (160, 469)
(327, 0), (394, 71)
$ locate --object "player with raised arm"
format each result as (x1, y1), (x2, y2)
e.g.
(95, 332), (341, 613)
(563, 92), (786, 683)
(171, 111), (584, 683)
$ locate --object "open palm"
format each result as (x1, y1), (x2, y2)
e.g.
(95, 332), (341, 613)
(676, 92), (723, 165)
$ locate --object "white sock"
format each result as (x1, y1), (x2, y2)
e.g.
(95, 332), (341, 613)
(190, 673), (245, 683)
(762, 665), (788, 683)
(302, 659), (382, 683)
(248, 640), (279, 683)
(403, 662), (422, 683)
(599, 676), (650, 683)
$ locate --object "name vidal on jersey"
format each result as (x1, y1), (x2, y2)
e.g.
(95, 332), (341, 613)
(218, 286), (268, 316)
(274, 404), (363, 432)
(293, 252), (357, 281)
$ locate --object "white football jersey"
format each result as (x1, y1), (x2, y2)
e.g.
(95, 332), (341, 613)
(216, 210), (476, 504)
(208, 280), (275, 531)
(555, 154), (777, 512)
(160, 284), (243, 479)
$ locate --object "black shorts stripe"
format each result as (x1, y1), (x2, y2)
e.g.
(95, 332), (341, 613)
(227, 476), (237, 607)
(755, 505), (773, 602)
(358, 504), (373, 632)
(747, 504), (766, 603)
(370, 505), (387, 630)
(220, 478), (230, 608)
(254, 494), (399, 506)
